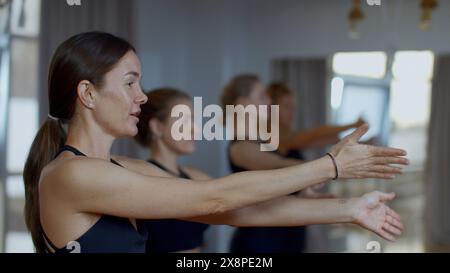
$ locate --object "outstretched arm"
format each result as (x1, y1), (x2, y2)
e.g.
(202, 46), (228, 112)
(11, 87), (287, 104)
(43, 125), (407, 221)
(229, 141), (303, 170)
(185, 191), (403, 242)
(288, 119), (365, 150)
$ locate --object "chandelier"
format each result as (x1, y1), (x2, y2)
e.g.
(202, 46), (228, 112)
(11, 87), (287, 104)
(348, 0), (365, 39)
(420, 0), (438, 30)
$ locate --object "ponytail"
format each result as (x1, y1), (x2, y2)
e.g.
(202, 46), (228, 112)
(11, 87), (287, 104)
(23, 118), (66, 253)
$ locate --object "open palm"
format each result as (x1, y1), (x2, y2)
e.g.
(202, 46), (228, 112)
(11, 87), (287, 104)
(352, 191), (404, 242)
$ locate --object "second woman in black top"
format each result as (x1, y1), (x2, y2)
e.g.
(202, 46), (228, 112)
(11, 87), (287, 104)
(134, 88), (211, 253)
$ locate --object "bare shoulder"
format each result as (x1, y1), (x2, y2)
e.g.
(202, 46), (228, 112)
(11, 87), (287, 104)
(181, 166), (212, 181)
(40, 155), (110, 193)
(39, 156), (98, 210)
(112, 155), (169, 177)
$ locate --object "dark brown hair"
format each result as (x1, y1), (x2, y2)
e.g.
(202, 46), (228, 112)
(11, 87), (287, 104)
(135, 88), (190, 146)
(23, 32), (135, 253)
(266, 82), (293, 104)
(220, 74), (260, 109)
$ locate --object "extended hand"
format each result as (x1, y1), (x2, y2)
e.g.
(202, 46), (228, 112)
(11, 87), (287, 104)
(354, 117), (366, 128)
(350, 191), (404, 242)
(329, 124), (409, 180)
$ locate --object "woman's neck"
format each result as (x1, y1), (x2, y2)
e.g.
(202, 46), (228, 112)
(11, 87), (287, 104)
(65, 116), (114, 160)
(150, 141), (179, 175)
(280, 125), (294, 138)
(277, 125), (295, 152)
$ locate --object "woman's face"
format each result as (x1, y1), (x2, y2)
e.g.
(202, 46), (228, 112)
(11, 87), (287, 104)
(92, 51), (148, 138)
(234, 81), (271, 135)
(247, 82), (271, 107)
(277, 94), (295, 128)
(159, 98), (196, 156)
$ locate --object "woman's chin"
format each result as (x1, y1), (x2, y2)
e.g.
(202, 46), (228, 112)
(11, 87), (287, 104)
(122, 125), (138, 137)
(176, 145), (195, 155)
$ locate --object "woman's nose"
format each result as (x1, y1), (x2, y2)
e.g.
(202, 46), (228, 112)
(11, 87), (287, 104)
(136, 88), (148, 105)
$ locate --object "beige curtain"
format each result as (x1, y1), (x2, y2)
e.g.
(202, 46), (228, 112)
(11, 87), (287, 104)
(425, 54), (450, 249)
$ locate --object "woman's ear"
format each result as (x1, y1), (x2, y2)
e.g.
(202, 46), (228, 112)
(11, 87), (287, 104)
(149, 118), (163, 139)
(77, 80), (96, 109)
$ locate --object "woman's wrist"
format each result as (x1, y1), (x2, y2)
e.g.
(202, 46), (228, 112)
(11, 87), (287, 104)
(326, 153), (339, 180)
(343, 198), (359, 224)
(318, 155), (338, 181)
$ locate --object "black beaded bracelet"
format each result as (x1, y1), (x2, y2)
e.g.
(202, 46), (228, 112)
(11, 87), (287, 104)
(326, 153), (339, 180)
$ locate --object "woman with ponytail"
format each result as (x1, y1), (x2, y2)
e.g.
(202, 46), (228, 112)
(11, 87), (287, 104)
(24, 32), (407, 253)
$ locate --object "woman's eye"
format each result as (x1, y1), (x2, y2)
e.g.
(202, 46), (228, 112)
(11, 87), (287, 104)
(127, 82), (134, 87)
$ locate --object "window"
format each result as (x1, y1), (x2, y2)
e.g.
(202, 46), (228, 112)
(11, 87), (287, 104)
(331, 52), (390, 144)
(0, 0), (41, 253)
(330, 50), (434, 253)
(334, 83), (389, 142)
(7, 97), (39, 173)
(332, 52), (387, 79)
(389, 51), (434, 168)
(331, 50), (434, 167)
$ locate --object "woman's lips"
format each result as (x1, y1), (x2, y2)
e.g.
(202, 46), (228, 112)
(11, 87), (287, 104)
(130, 112), (140, 122)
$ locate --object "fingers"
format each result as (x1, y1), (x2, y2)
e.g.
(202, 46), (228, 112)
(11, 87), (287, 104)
(369, 166), (403, 175)
(390, 218), (404, 230)
(383, 222), (403, 236)
(377, 229), (396, 242)
(386, 209), (404, 230)
(361, 172), (398, 180)
(345, 124), (369, 143)
(361, 159), (408, 180)
(370, 146), (408, 157)
(377, 207), (404, 242)
(377, 192), (396, 202)
(387, 207), (402, 222)
(371, 157), (410, 165)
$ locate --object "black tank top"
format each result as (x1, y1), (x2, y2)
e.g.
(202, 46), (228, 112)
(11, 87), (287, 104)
(227, 141), (307, 253)
(42, 145), (148, 253)
(138, 159), (209, 253)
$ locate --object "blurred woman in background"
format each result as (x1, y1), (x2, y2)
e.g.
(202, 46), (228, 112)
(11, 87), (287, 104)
(266, 82), (367, 158)
(221, 76), (387, 253)
(132, 88), (211, 253)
